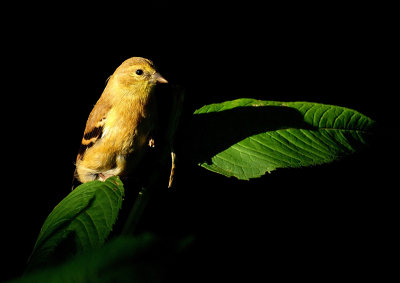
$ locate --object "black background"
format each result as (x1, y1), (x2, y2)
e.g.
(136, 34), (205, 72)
(1, 3), (398, 281)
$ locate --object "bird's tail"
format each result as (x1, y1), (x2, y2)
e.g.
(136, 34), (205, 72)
(71, 167), (81, 190)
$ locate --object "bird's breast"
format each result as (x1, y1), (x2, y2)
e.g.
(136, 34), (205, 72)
(104, 100), (155, 156)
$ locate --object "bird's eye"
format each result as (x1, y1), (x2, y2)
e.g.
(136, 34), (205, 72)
(136, 69), (144, 75)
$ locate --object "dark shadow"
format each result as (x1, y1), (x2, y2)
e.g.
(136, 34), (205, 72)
(187, 105), (313, 164)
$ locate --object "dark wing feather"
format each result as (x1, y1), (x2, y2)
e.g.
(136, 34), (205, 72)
(77, 125), (104, 160)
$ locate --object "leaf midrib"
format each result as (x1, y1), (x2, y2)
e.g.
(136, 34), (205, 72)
(260, 126), (372, 133)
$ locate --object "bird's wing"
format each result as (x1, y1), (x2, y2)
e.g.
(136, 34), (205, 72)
(72, 100), (111, 189)
(76, 98), (112, 162)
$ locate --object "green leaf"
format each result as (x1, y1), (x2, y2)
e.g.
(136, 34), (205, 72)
(27, 176), (124, 270)
(14, 234), (193, 283)
(191, 98), (375, 180)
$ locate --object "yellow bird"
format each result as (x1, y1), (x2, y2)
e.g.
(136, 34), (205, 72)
(74, 57), (167, 184)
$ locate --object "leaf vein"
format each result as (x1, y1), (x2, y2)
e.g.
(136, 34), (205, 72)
(318, 107), (331, 128)
(249, 134), (303, 164)
(232, 142), (281, 166)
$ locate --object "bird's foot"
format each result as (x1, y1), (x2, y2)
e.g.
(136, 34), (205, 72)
(148, 138), (155, 148)
(98, 172), (114, 182)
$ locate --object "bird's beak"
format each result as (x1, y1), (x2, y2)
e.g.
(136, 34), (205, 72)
(152, 72), (168, 84)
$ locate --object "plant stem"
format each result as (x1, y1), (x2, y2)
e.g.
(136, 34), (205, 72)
(121, 187), (150, 235)
(121, 85), (184, 235)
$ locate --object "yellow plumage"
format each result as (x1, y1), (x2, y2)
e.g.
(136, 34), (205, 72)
(74, 57), (167, 184)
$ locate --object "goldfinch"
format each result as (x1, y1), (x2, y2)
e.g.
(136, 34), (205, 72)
(74, 57), (167, 184)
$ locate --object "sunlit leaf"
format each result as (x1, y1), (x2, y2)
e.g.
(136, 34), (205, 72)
(191, 98), (375, 180)
(27, 176), (124, 270)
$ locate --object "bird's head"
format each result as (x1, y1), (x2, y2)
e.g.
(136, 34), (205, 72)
(110, 57), (168, 94)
